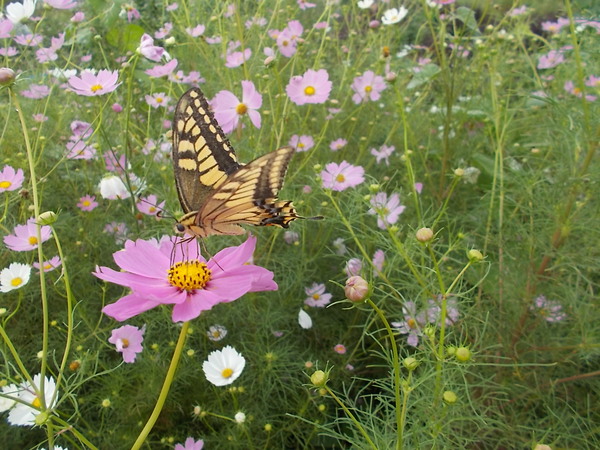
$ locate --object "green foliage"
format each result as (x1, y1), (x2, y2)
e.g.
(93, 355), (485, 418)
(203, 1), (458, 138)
(0, 0), (599, 449)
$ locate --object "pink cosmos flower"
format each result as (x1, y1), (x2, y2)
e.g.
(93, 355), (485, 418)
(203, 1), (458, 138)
(14, 33), (43, 46)
(371, 144), (395, 165)
(329, 138), (347, 151)
(108, 324), (145, 363)
(71, 11), (84, 22)
(77, 195), (98, 211)
(123, 4), (140, 22)
(104, 222), (128, 244)
(166, 2), (178, 11)
(351, 70), (386, 104)
(225, 48), (252, 68)
(541, 18), (570, 34)
(414, 182), (423, 194)
(186, 24), (205, 37)
(289, 134), (314, 152)
(44, 0), (78, 9)
(368, 192), (405, 229)
(344, 258), (362, 277)
(145, 92), (170, 108)
(304, 282), (332, 307)
(138, 34), (168, 62)
(136, 194), (165, 216)
(531, 295), (567, 322)
(94, 235), (277, 322)
(0, 18), (14, 38)
(212, 80), (262, 134)
(33, 114), (48, 122)
(154, 22), (172, 39)
(537, 50), (564, 69)
(145, 58), (178, 78)
(391, 301), (425, 347)
(0, 165), (24, 192)
(68, 70), (120, 96)
(4, 218), (52, 251)
(33, 256), (62, 273)
(372, 249), (385, 277)
(564, 80), (597, 102)
(320, 161), (365, 191)
(585, 75), (600, 88)
(333, 344), (346, 354)
(175, 437), (204, 450)
(21, 84), (50, 99)
(0, 47), (18, 57)
(286, 69), (332, 105)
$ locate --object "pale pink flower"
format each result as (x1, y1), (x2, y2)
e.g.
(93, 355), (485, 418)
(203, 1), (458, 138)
(44, 0), (78, 9)
(138, 34), (168, 62)
(532, 295), (567, 322)
(154, 22), (172, 39)
(286, 69), (332, 105)
(371, 144), (395, 165)
(368, 192), (405, 229)
(4, 218), (52, 252)
(329, 138), (347, 151)
(136, 194), (165, 217)
(33, 256), (62, 273)
(212, 80), (262, 134)
(0, 165), (24, 192)
(289, 134), (314, 152)
(537, 50), (564, 69)
(77, 195), (98, 211)
(304, 282), (332, 307)
(320, 161), (365, 191)
(145, 58), (178, 78)
(333, 344), (347, 354)
(174, 437), (204, 450)
(372, 249), (385, 277)
(68, 70), (120, 96)
(225, 48), (252, 68)
(185, 25), (205, 37)
(20, 84), (50, 99)
(108, 324), (145, 363)
(351, 70), (386, 104)
(145, 92), (170, 108)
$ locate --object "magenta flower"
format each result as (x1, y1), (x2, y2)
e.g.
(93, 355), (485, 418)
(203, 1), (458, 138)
(532, 295), (567, 322)
(225, 48), (252, 68)
(145, 58), (178, 78)
(175, 437), (204, 450)
(289, 134), (314, 152)
(68, 70), (120, 96)
(77, 195), (98, 211)
(286, 69), (332, 105)
(0, 165), (24, 192)
(304, 282), (332, 307)
(4, 218), (52, 251)
(351, 70), (386, 104)
(94, 235), (277, 322)
(0, 18), (14, 38)
(145, 92), (170, 108)
(212, 80), (262, 134)
(138, 34), (168, 62)
(537, 50), (564, 69)
(368, 192), (405, 229)
(329, 138), (347, 151)
(108, 324), (145, 363)
(136, 194), (165, 216)
(33, 256), (62, 273)
(333, 344), (347, 354)
(371, 144), (395, 165)
(320, 161), (365, 191)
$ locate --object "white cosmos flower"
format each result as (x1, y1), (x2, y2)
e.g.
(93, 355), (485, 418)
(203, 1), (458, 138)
(0, 383), (19, 412)
(234, 411), (246, 424)
(6, 0), (36, 24)
(207, 324), (228, 342)
(0, 262), (32, 293)
(8, 374), (58, 426)
(99, 174), (130, 200)
(202, 346), (245, 387)
(298, 309), (313, 329)
(382, 6), (408, 25)
(357, 0), (374, 9)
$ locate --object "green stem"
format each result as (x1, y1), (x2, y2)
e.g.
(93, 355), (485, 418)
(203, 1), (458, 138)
(131, 321), (190, 450)
(52, 416), (98, 449)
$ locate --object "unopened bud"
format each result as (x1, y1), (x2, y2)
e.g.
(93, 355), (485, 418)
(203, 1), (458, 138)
(344, 276), (369, 302)
(310, 370), (328, 387)
(37, 211), (57, 225)
(403, 357), (419, 371)
(468, 249), (483, 262)
(443, 390), (457, 404)
(455, 346), (471, 362)
(416, 227), (433, 243)
(0, 68), (16, 85)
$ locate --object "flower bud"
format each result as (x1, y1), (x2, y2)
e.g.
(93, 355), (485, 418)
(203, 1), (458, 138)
(344, 276), (369, 302)
(0, 68), (16, 86)
(443, 390), (457, 404)
(264, 423), (272, 432)
(468, 249), (483, 262)
(264, 55), (275, 65)
(37, 211), (57, 225)
(34, 411), (49, 426)
(403, 357), (419, 371)
(416, 227), (434, 243)
(310, 370), (328, 387)
(455, 346), (471, 362)
(454, 168), (464, 177)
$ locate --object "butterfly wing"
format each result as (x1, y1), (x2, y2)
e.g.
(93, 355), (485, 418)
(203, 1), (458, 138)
(180, 146), (300, 238)
(172, 87), (241, 214)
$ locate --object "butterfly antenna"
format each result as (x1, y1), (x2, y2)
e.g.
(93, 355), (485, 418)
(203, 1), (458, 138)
(200, 239), (225, 272)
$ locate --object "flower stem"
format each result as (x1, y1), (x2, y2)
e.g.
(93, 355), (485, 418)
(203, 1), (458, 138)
(131, 321), (190, 450)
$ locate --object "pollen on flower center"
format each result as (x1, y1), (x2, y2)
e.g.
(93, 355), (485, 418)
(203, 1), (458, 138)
(168, 260), (212, 291)
(90, 84), (103, 92)
(304, 85), (316, 96)
(11, 277), (22, 286)
(236, 103), (248, 115)
(0, 181), (11, 189)
(28, 236), (38, 245)
(312, 293), (320, 300)
(364, 85), (372, 93)
(336, 174), (346, 183)
(221, 367), (234, 378)
(31, 396), (42, 409)
(407, 318), (417, 329)
(120, 338), (130, 348)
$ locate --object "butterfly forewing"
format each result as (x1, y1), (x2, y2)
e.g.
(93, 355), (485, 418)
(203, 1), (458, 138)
(172, 87), (240, 214)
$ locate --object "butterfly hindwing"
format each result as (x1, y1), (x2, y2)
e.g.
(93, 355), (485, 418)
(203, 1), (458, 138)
(172, 88), (305, 238)
(172, 87), (240, 214)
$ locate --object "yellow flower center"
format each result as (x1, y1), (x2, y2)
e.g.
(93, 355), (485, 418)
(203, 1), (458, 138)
(121, 338), (130, 348)
(364, 85), (372, 93)
(573, 87), (581, 95)
(90, 84), (103, 93)
(336, 174), (346, 183)
(0, 181), (11, 189)
(31, 396), (42, 409)
(407, 318), (417, 329)
(168, 261), (211, 291)
(43, 264), (52, 270)
(212, 331), (221, 338)
(83, 200), (90, 207)
(149, 206), (156, 213)
(298, 143), (304, 148)
(312, 293), (320, 300)
(11, 277), (22, 287)
(29, 236), (38, 245)
(156, 97), (163, 103)
(236, 103), (248, 115)
(304, 86), (316, 96)
(221, 368), (234, 378)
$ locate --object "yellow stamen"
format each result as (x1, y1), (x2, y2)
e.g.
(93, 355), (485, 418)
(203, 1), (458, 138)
(11, 277), (22, 287)
(407, 318), (417, 329)
(312, 293), (320, 300)
(0, 181), (11, 189)
(236, 103), (248, 115)
(168, 261), (211, 291)
(121, 338), (130, 348)
(364, 85), (372, 93)
(304, 86), (316, 96)
(221, 368), (233, 378)
(32, 397), (42, 409)
(335, 174), (346, 183)
(90, 84), (103, 93)
(28, 236), (38, 245)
